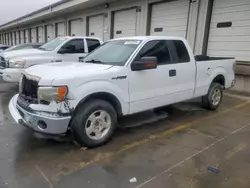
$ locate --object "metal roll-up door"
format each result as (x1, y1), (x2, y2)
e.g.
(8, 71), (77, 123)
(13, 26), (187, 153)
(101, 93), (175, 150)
(113, 8), (137, 38)
(56, 22), (65, 37)
(31, 28), (37, 43)
(69, 19), (83, 36)
(24, 29), (29, 43)
(45, 25), (54, 42)
(12, 32), (15, 45)
(207, 0), (250, 61)
(88, 15), (105, 39)
(20, 30), (24, 44)
(37, 27), (44, 43)
(149, 0), (190, 37)
(8, 33), (11, 45)
(15, 31), (19, 44)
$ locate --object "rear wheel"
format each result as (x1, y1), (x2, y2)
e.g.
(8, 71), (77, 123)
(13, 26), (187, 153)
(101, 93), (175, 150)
(71, 99), (117, 148)
(202, 82), (223, 110)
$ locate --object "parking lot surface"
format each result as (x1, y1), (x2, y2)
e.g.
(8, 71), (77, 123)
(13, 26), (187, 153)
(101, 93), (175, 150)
(0, 78), (250, 188)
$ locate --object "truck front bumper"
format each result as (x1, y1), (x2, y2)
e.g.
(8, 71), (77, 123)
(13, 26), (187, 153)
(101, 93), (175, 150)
(9, 94), (71, 135)
(2, 68), (23, 83)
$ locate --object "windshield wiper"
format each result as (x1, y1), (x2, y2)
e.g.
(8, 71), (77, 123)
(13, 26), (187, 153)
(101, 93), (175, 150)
(85, 59), (105, 64)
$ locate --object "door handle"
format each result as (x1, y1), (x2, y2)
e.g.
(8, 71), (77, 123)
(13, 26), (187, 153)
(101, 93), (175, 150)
(169, 69), (176, 77)
(55, 60), (62, 62)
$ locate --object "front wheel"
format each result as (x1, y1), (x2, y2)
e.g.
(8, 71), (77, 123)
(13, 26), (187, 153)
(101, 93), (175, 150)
(202, 83), (223, 111)
(71, 99), (117, 148)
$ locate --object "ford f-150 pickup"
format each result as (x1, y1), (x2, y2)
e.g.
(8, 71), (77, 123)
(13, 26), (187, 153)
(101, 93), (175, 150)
(0, 36), (102, 82)
(9, 36), (235, 147)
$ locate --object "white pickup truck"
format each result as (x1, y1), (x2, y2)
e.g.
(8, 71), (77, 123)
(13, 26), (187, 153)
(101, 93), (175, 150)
(9, 36), (235, 147)
(0, 36), (102, 82)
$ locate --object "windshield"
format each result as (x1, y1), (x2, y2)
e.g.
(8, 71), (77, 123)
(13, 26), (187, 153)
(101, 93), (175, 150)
(84, 40), (142, 66)
(39, 37), (68, 51)
(4, 44), (31, 52)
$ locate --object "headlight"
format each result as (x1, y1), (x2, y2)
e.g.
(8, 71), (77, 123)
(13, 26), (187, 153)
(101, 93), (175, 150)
(9, 58), (26, 68)
(38, 86), (68, 102)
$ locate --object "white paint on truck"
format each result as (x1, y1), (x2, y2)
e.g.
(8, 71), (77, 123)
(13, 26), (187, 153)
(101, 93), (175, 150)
(1, 36), (102, 83)
(8, 36), (236, 147)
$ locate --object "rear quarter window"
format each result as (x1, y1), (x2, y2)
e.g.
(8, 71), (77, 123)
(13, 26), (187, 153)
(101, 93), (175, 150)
(173, 40), (190, 63)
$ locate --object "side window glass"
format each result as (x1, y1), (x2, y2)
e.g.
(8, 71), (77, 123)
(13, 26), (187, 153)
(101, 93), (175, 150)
(87, 39), (101, 52)
(173, 40), (190, 63)
(139, 40), (171, 65)
(61, 39), (84, 53)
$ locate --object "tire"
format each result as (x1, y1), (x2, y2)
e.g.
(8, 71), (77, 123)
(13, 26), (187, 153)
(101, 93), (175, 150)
(202, 82), (223, 111)
(71, 99), (117, 148)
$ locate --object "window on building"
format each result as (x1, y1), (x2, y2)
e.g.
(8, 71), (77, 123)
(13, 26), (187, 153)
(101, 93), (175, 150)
(86, 39), (101, 52)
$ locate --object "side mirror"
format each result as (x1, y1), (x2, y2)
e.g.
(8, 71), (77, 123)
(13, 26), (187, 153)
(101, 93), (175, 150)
(131, 57), (158, 71)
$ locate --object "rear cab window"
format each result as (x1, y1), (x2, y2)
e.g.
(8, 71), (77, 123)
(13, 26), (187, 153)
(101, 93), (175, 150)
(172, 40), (190, 63)
(86, 39), (101, 52)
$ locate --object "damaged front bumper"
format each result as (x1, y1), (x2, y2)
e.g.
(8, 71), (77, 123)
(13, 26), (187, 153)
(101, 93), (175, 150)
(9, 94), (71, 135)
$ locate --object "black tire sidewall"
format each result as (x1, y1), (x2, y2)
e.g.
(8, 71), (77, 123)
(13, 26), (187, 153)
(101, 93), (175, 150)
(207, 83), (223, 110)
(71, 99), (117, 148)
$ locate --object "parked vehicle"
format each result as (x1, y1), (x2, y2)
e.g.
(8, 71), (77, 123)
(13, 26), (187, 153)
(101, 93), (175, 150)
(0, 44), (10, 52)
(3, 43), (43, 53)
(9, 36), (235, 147)
(0, 36), (102, 82)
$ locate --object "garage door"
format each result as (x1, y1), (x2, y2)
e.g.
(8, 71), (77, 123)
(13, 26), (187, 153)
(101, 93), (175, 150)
(31, 28), (37, 43)
(12, 32), (15, 45)
(56, 22), (65, 37)
(37, 27), (44, 43)
(24, 29), (29, 43)
(20, 30), (24, 44)
(207, 0), (250, 61)
(15, 31), (20, 44)
(113, 8), (137, 38)
(45, 25), (54, 42)
(69, 19), (83, 36)
(149, 0), (190, 37)
(88, 15), (105, 39)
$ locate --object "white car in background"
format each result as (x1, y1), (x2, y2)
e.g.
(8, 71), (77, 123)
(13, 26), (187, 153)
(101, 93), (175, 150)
(0, 36), (102, 82)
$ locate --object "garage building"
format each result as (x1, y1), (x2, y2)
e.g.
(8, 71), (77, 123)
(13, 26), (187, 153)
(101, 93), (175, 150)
(0, 0), (249, 63)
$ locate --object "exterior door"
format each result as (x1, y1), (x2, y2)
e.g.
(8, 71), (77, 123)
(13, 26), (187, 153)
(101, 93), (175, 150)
(37, 27), (44, 43)
(55, 39), (87, 62)
(20, 30), (24, 44)
(149, 0), (189, 37)
(207, 0), (250, 61)
(24, 29), (29, 43)
(88, 15), (105, 40)
(56, 22), (66, 37)
(113, 8), (137, 38)
(31, 28), (37, 43)
(69, 19), (83, 36)
(129, 40), (195, 114)
(45, 25), (54, 42)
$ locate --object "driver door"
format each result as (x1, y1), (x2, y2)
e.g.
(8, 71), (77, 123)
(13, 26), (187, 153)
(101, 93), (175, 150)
(129, 40), (178, 114)
(55, 39), (87, 62)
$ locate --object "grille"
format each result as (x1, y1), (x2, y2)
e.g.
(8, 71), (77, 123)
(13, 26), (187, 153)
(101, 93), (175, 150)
(21, 75), (39, 99)
(0, 56), (6, 68)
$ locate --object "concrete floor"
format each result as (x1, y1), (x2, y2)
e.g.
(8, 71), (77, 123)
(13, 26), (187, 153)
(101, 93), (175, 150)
(1, 79), (250, 188)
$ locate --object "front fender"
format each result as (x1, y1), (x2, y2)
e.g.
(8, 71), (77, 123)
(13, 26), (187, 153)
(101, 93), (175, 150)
(68, 80), (130, 115)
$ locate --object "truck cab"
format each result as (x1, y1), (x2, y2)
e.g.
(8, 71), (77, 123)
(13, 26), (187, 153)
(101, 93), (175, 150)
(0, 36), (102, 82)
(9, 36), (235, 148)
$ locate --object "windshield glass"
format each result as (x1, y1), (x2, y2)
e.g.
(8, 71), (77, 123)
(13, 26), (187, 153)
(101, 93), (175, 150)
(4, 44), (31, 52)
(84, 40), (142, 66)
(39, 37), (68, 51)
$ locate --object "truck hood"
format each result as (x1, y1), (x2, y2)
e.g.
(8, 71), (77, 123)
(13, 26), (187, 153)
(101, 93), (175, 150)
(2, 49), (50, 59)
(25, 62), (113, 84)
